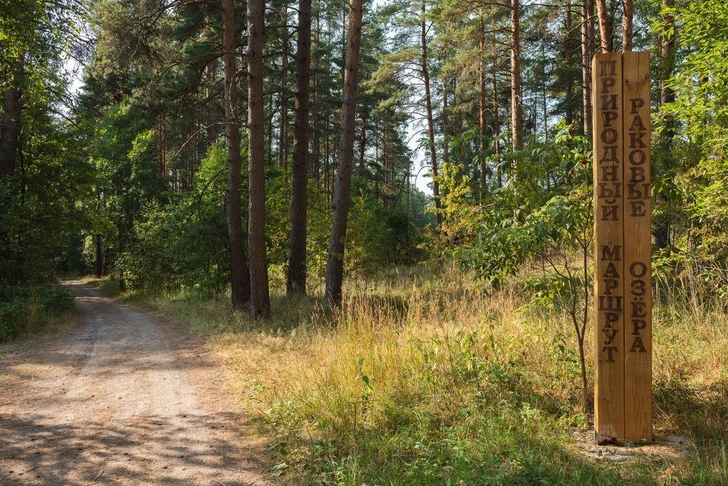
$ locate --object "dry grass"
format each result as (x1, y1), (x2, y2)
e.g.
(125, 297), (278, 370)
(106, 264), (728, 484)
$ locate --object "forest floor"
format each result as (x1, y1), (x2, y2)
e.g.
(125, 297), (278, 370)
(0, 281), (279, 485)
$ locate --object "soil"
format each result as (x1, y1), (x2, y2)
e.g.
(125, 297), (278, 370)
(0, 281), (279, 485)
(570, 428), (694, 465)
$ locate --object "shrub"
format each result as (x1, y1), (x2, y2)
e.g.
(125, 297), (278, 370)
(0, 284), (74, 341)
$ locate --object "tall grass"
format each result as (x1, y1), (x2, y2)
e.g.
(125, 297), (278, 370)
(212, 265), (646, 484)
(0, 284), (75, 342)
(109, 263), (728, 484)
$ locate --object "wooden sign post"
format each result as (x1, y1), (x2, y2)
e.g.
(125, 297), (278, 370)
(593, 51), (652, 445)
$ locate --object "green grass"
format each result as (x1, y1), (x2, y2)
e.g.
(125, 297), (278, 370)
(95, 265), (728, 485)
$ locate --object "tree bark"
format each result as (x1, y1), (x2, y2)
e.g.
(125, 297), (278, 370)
(443, 78), (450, 167)
(223, 0), (251, 313)
(287, 0), (312, 296)
(595, 0), (613, 52)
(325, 0), (363, 306)
(580, 0), (594, 135)
(0, 59), (23, 178)
(660, 0), (676, 111)
(492, 52), (502, 187)
(95, 234), (103, 278)
(248, 0), (271, 318)
(312, 9), (321, 183)
(358, 108), (367, 177)
(479, 12), (487, 198)
(655, 0), (675, 250)
(279, 12), (289, 171)
(510, 0), (523, 151)
(564, 1), (575, 127)
(205, 61), (216, 148)
(622, 0), (633, 52)
(421, 1), (441, 229)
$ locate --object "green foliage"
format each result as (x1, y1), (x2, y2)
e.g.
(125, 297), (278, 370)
(663, 0), (728, 150)
(0, 284), (74, 342)
(0, 0), (94, 286)
(0, 111), (95, 285)
(651, 0), (728, 296)
(438, 122), (594, 410)
(305, 183), (335, 282)
(345, 181), (427, 279)
(441, 122), (592, 287)
(123, 198), (229, 295)
(119, 142), (229, 296)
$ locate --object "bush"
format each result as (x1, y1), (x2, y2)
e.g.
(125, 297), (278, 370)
(0, 284), (75, 341)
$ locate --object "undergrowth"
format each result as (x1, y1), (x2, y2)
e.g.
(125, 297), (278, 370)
(103, 264), (728, 485)
(0, 283), (75, 342)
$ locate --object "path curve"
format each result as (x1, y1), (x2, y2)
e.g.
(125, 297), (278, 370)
(0, 281), (277, 485)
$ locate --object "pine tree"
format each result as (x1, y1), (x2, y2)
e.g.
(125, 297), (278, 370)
(248, 0), (271, 318)
(325, 0), (364, 305)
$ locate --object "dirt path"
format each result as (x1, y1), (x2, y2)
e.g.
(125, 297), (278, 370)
(0, 282), (278, 485)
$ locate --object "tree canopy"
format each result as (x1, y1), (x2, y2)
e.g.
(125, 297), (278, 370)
(1, 0), (728, 317)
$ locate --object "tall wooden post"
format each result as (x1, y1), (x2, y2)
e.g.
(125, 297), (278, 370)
(593, 52), (625, 443)
(622, 51), (652, 443)
(593, 51), (652, 445)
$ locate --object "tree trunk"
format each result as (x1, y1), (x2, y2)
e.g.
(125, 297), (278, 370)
(223, 0), (251, 313)
(279, 14), (289, 171)
(510, 0), (523, 151)
(421, 1), (441, 229)
(580, 0), (594, 135)
(564, 1), (575, 127)
(325, 0), (363, 306)
(443, 78), (450, 166)
(358, 108), (367, 177)
(479, 12), (487, 198)
(287, 0), (312, 296)
(312, 9), (321, 183)
(541, 41), (548, 139)
(622, 0), (633, 52)
(655, 0), (675, 250)
(102, 246), (110, 277)
(118, 228), (127, 293)
(595, 0), (613, 52)
(205, 62), (216, 147)
(94, 234), (103, 278)
(0, 59), (23, 178)
(248, 0), (271, 319)
(493, 57), (502, 187)
(312, 77), (321, 182)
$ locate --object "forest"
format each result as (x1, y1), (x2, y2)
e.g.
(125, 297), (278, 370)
(2, 0), (728, 483)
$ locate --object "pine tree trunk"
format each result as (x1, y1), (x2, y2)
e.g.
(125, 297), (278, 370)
(421, 1), (441, 229)
(0, 59), (23, 178)
(95, 234), (103, 278)
(223, 0), (251, 313)
(595, 0), (613, 52)
(564, 1), (575, 127)
(325, 0), (363, 306)
(279, 16), (289, 171)
(655, 0), (675, 250)
(205, 62), (216, 148)
(359, 108), (367, 177)
(443, 78), (450, 166)
(622, 0), (633, 52)
(581, 0), (594, 135)
(479, 12), (487, 198)
(493, 59), (502, 187)
(510, 0), (523, 151)
(248, 0), (271, 319)
(287, 0), (312, 296)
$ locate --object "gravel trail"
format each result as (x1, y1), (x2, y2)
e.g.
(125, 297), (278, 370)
(0, 281), (276, 485)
